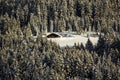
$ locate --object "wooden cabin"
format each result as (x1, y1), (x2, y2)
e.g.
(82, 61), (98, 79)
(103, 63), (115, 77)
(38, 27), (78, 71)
(46, 33), (62, 38)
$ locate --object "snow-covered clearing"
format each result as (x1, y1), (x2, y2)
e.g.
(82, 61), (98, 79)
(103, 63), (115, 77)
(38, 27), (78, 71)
(47, 33), (99, 48)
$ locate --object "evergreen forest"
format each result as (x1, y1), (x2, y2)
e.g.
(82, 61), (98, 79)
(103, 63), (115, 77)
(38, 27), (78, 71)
(0, 0), (120, 80)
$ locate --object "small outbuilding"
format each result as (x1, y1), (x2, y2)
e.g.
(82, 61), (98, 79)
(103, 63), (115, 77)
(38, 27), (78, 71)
(46, 33), (62, 38)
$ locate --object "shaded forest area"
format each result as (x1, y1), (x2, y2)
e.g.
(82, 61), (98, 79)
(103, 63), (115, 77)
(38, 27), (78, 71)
(0, 0), (120, 80)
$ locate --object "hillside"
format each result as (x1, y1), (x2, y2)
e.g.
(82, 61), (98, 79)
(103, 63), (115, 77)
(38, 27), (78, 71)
(0, 0), (120, 80)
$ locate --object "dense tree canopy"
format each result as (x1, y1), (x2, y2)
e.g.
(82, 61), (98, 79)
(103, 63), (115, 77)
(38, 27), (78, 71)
(0, 0), (120, 80)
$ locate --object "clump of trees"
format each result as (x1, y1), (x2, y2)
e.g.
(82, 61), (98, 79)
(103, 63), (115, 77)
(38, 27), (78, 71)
(0, 0), (120, 80)
(0, 35), (120, 80)
(0, 0), (119, 34)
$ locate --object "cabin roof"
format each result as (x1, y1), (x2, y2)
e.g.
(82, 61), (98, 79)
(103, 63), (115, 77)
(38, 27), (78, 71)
(46, 32), (62, 38)
(46, 32), (75, 38)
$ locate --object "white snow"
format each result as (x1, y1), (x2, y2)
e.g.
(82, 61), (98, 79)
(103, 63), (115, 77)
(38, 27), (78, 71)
(47, 32), (99, 48)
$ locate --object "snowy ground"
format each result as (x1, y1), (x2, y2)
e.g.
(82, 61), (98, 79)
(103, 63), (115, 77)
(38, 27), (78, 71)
(47, 33), (99, 48)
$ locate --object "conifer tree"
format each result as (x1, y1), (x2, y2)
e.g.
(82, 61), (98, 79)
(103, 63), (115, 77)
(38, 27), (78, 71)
(86, 39), (94, 52)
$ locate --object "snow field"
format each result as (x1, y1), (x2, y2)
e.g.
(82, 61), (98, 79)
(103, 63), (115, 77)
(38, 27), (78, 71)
(47, 35), (99, 48)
